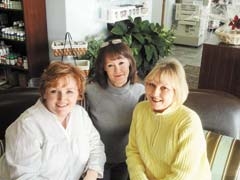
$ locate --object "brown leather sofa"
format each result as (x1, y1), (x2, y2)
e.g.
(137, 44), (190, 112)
(0, 88), (240, 179)
(185, 89), (240, 180)
(0, 88), (40, 140)
(184, 89), (240, 139)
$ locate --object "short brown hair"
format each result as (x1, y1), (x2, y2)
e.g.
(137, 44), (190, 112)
(93, 40), (137, 89)
(39, 61), (86, 100)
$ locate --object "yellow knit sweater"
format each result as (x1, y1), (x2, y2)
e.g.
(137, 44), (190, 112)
(126, 101), (211, 180)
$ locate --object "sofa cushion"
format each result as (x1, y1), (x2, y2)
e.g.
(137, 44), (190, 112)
(204, 130), (240, 180)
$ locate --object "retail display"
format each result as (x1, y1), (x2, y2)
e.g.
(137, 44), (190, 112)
(215, 24), (240, 45)
(0, 0), (49, 88)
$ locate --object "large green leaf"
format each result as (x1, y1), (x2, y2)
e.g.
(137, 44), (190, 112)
(144, 44), (154, 62)
(134, 17), (142, 24)
(152, 37), (163, 52)
(132, 33), (145, 44)
(135, 53), (143, 68)
(122, 35), (132, 46)
(111, 21), (128, 35)
(144, 34), (153, 44)
(131, 47), (139, 56)
(141, 21), (153, 34)
(132, 40), (142, 50)
(152, 46), (159, 61)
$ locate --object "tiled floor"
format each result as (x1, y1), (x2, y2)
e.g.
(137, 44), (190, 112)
(170, 31), (219, 67)
(170, 44), (203, 67)
(170, 43), (204, 89)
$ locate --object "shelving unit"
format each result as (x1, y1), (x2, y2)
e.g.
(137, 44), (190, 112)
(98, 0), (150, 23)
(0, 0), (49, 88)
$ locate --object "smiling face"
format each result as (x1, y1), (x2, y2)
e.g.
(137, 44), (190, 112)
(43, 75), (79, 122)
(145, 75), (175, 113)
(104, 56), (130, 87)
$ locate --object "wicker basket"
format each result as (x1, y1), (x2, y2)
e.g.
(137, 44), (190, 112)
(215, 26), (240, 45)
(51, 40), (88, 57)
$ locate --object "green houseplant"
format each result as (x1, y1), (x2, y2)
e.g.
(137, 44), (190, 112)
(108, 17), (175, 78)
(78, 37), (104, 79)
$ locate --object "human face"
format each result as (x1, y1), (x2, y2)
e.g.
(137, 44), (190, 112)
(145, 77), (175, 113)
(104, 56), (130, 87)
(43, 75), (79, 122)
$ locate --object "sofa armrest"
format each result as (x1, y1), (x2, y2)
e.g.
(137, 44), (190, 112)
(204, 130), (240, 180)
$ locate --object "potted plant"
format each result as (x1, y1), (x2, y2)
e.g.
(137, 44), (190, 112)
(77, 37), (104, 79)
(108, 17), (175, 78)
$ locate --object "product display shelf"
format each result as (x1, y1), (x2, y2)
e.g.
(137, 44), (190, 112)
(0, 0), (49, 88)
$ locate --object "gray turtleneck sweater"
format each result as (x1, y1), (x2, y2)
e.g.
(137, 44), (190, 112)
(86, 81), (145, 163)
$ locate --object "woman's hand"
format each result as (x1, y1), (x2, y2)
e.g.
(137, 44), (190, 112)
(83, 169), (98, 180)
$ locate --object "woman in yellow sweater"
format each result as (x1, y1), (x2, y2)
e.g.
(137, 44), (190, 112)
(126, 57), (211, 180)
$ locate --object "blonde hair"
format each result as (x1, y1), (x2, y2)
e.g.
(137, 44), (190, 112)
(39, 61), (86, 100)
(145, 57), (189, 105)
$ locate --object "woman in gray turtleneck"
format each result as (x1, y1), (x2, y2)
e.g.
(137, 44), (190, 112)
(86, 39), (144, 180)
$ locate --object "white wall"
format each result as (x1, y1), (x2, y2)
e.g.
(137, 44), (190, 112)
(46, 0), (108, 41)
(46, 0), (154, 60)
(164, 0), (175, 29)
(65, 0), (107, 40)
(45, 0), (66, 41)
(46, 0), (107, 60)
(151, 0), (175, 29)
(151, 0), (162, 24)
